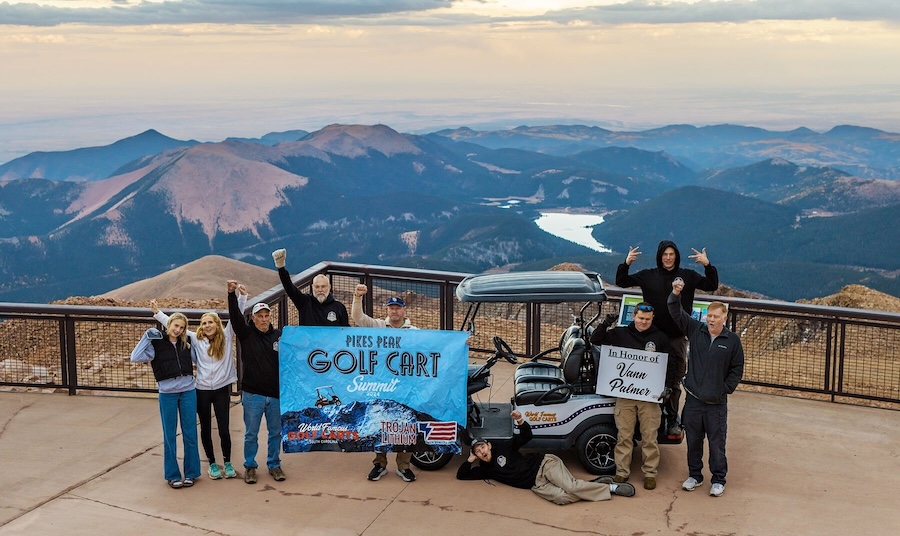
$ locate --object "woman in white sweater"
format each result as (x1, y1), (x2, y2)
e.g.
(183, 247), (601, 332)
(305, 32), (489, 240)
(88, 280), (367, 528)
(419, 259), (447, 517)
(150, 281), (246, 480)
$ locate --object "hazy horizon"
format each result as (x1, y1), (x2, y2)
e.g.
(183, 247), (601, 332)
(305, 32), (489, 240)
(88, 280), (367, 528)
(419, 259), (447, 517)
(3, 0), (900, 164)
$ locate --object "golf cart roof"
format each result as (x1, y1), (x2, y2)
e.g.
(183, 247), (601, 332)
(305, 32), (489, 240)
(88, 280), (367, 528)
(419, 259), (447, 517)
(456, 271), (607, 303)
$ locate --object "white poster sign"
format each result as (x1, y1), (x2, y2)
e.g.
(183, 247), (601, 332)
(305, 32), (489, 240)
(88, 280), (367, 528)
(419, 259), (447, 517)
(596, 345), (669, 403)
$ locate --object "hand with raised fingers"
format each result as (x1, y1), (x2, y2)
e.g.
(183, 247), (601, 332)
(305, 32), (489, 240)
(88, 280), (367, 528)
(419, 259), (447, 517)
(689, 247), (709, 267)
(626, 246), (641, 266)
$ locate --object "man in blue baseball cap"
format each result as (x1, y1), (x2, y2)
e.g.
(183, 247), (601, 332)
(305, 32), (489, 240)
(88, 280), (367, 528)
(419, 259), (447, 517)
(352, 284), (417, 481)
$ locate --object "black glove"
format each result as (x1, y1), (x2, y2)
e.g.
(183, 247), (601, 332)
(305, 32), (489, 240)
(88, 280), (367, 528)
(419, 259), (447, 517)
(600, 312), (618, 328)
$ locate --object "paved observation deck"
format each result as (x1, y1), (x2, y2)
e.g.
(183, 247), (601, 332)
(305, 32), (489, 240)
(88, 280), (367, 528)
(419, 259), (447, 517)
(1, 360), (898, 536)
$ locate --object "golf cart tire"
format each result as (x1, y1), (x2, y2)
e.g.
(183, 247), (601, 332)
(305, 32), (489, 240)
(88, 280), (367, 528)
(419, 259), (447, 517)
(576, 424), (617, 475)
(411, 451), (454, 471)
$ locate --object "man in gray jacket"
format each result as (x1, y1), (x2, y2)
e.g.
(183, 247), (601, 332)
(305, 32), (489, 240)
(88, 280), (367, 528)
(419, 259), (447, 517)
(668, 279), (744, 497)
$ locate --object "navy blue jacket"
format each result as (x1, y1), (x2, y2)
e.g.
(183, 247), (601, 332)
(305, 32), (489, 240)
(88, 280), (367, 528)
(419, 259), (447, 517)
(667, 292), (744, 404)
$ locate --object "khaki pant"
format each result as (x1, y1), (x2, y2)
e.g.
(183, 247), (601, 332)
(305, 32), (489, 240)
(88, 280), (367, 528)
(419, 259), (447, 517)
(531, 454), (612, 505)
(614, 398), (661, 479)
(373, 451), (412, 471)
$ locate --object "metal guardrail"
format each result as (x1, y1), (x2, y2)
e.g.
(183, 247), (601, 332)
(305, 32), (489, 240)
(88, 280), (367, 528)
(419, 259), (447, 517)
(1, 261), (898, 408)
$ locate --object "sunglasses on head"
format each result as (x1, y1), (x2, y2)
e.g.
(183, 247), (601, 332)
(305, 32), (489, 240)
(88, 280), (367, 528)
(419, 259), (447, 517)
(636, 304), (654, 312)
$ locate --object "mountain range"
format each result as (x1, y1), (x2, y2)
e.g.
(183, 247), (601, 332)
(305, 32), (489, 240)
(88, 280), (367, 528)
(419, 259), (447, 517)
(1, 122), (898, 303)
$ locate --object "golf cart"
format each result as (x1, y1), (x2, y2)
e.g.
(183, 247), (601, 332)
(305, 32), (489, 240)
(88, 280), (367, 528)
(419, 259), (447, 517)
(411, 270), (679, 475)
(314, 386), (341, 408)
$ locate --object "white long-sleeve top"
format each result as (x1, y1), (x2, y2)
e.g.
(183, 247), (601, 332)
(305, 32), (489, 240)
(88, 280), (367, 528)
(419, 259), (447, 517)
(351, 295), (416, 330)
(153, 294), (245, 391)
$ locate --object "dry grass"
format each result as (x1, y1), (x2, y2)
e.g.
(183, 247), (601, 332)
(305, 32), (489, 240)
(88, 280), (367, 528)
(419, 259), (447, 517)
(2, 258), (899, 409)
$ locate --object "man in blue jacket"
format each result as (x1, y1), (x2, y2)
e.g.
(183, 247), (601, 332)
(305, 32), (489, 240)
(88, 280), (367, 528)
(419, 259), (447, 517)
(668, 279), (744, 497)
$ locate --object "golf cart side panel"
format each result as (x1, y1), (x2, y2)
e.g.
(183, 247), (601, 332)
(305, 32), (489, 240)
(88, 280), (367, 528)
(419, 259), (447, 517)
(456, 271), (607, 303)
(516, 394), (615, 442)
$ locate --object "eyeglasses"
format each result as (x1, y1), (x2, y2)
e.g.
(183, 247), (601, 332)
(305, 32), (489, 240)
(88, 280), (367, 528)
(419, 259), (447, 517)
(635, 304), (654, 312)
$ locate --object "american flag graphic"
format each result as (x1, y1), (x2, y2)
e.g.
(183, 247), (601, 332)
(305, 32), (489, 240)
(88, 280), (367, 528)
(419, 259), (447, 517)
(418, 421), (458, 443)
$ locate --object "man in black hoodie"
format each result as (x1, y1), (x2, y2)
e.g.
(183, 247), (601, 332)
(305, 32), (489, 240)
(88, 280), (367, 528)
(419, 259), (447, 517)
(591, 303), (670, 491)
(271, 248), (350, 327)
(228, 282), (285, 485)
(616, 240), (719, 437)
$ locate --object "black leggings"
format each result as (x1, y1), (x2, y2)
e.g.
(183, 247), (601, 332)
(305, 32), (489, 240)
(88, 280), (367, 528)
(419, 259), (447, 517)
(197, 386), (232, 463)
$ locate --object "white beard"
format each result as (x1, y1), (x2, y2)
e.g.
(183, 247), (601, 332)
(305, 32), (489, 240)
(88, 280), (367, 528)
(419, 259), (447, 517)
(316, 294), (327, 304)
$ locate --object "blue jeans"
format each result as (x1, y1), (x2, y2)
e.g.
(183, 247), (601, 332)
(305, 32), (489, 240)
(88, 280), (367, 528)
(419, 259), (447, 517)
(242, 392), (282, 470)
(159, 389), (201, 481)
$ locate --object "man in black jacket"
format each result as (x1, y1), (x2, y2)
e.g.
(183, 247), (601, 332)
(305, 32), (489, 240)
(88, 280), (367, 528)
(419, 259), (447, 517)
(616, 240), (719, 437)
(272, 248), (349, 327)
(669, 279), (744, 497)
(591, 303), (670, 491)
(228, 281), (285, 485)
(456, 410), (635, 504)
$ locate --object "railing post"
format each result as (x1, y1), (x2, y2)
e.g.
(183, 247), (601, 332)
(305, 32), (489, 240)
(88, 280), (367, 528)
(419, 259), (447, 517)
(527, 303), (540, 357)
(834, 320), (846, 403)
(64, 316), (78, 395)
(441, 281), (455, 331)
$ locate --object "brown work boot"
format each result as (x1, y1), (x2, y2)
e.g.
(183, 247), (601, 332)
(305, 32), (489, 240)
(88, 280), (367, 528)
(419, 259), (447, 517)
(644, 477), (657, 490)
(269, 466), (286, 481)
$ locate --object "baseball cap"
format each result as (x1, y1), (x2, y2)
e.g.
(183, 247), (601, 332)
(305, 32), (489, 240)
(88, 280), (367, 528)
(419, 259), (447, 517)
(251, 302), (271, 315)
(385, 296), (406, 307)
(470, 437), (488, 448)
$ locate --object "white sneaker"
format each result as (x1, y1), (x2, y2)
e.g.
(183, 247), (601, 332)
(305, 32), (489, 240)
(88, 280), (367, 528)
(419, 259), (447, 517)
(682, 477), (699, 491)
(709, 483), (725, 497)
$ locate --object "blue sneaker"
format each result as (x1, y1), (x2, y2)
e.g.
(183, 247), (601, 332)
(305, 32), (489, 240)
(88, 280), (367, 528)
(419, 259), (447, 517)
(208, 464), (222, 480)
(223, 462), (237, 479)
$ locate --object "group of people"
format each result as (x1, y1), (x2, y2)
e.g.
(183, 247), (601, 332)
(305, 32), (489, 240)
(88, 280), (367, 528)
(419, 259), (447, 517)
(131, 241), (744, 504)
(131, 248), (420, 489)
(457, 240), (743, 505)
(588, 241), (744, 498)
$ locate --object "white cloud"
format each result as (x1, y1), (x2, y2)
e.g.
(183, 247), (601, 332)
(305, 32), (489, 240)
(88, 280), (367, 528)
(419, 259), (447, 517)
(3, 0), (899, 27)
(545, 0), (900, 25)
(0, 0), (455, 26)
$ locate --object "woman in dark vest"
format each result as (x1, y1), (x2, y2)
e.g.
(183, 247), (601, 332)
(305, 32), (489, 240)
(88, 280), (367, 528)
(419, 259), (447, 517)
(131, 312), (201, 488)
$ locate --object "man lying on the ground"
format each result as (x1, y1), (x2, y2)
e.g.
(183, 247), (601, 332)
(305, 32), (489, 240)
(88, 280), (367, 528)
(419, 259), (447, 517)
(456, 410), (635, 504)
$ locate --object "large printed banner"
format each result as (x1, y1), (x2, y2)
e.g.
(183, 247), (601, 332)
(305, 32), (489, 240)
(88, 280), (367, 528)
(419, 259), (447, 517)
(278, 326), (469, 455)
(596, 345), (668, 403)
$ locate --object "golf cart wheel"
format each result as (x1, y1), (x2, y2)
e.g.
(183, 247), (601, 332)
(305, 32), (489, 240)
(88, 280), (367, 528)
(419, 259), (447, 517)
(576, 424), (617, 475)
(411, 451), (454, 471)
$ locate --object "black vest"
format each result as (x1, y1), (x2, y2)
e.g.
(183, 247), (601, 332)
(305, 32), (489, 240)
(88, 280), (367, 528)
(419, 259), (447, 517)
(149, 337), (193, 382)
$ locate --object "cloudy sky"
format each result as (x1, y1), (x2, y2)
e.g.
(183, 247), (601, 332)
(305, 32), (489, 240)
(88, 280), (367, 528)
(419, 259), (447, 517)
(2, 0), (900, 163)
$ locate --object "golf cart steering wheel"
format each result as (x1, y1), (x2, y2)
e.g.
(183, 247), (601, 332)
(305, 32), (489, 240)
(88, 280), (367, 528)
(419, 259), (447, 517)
(493, 336), (519, 364)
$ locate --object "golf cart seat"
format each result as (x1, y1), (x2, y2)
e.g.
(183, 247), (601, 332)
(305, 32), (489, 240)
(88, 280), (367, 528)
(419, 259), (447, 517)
(514, 325), (585, 385)
(514, 381), (572, 406)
